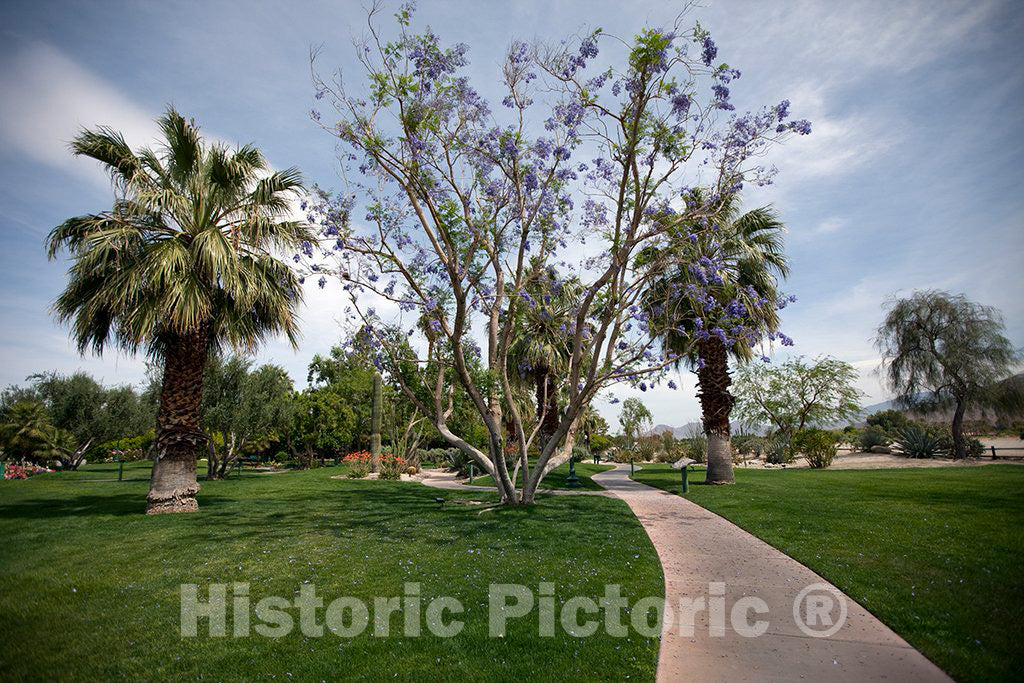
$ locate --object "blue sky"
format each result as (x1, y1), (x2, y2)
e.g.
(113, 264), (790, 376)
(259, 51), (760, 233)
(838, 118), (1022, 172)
(1, 0), (1021, 430)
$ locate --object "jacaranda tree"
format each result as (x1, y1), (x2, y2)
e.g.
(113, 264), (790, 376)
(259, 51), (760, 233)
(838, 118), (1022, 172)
(305, 1), (810, 504)
(48, 108), (311, 514)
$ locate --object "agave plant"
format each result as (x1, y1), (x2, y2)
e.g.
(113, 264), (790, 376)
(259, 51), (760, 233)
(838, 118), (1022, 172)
(764, 433), (792, 464)
(893, 425), (950, 459)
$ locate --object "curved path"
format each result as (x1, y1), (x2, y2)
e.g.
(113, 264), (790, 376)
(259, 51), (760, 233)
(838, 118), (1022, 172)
(591, 464), (950, 683)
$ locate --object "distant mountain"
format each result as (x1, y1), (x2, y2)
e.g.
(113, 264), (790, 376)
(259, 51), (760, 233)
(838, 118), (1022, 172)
(646, 422), (702, 438)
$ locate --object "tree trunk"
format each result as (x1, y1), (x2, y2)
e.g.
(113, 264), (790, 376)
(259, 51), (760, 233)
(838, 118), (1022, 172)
(146, 327), (209, 514)
(535, 370), (559, 449)
(951, 399), (967, 460)
(370, 372), (382, 472)
(697, 338), (735, 485)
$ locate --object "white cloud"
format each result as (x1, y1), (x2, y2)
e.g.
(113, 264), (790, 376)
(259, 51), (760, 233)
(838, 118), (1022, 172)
(0, 40), (161, 188)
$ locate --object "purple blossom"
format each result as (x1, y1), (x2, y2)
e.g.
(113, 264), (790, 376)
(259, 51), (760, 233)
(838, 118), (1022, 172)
(701, 37), (717, 66)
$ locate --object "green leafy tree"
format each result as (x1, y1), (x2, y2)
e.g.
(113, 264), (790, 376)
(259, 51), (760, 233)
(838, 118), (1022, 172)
(619, 398), (653, 449)
(876, 290), (1022, 459)
(642, 192), (789, 484)
(733, 356), (863, 437)
(201, 355), (294, 479)
(47, 108), (311, 513)
(27, 372), (153, 469)
(307, 331), (379, 451)
(287, 389), (357, 467)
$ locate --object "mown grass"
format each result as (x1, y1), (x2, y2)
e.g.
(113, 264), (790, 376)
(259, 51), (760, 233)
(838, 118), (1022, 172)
(468, 461), (614, 491)
(0, 462), (662, 682)
(632, 463), (1024, 682)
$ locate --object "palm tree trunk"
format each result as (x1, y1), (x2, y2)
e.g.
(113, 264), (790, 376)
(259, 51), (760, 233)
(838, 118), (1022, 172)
(535, 371), (559, 448)
(146, 327), (209, 514)
(697, 337), (736, 485)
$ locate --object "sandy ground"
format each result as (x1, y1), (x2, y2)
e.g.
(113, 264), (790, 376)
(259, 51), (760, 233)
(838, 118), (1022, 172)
(726, 436), (1024, 470)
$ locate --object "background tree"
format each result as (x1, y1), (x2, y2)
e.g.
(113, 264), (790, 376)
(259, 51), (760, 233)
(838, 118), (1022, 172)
(307, 330), (381, 451)
(876, 290), (1021, 459)
(619, 398), (653, 450)
(29, 371), (153, 469)
(0, 401), (54, 464)
(642, 191), (790, 484)
(287, 389), (355, 467)
(507, 264), (584, 448)
(733, 356), (863, 437)
(48, 108), (311, 513)
(201, 355), (294, 479)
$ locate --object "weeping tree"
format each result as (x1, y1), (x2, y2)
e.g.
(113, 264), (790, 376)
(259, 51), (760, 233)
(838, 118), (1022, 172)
(876, 290), (1021, 459)
(641, 191), (790, 483)
(305, 2), (810, 504)
(48, 108), (311, 513)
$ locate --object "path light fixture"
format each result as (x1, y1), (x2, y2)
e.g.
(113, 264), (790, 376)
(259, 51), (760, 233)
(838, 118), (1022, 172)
(566, 455), (581, 489)
(672, 457), (697, 495)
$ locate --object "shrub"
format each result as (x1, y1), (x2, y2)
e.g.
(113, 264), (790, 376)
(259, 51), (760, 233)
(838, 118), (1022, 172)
(892, 425), (949, 459)
(965, 436), (984, 458)
(733, 435), (766, 459)
(655, 450), (678, 464)
(379, 454), (407, 480)
(866, 409), (912, 435)
(678, 436), (707, 464)
(793, 429), (838, 468)
(858, 426), (890, 452)
(445, 449), (476, 477)
(764, 433), (792, 464)
(343, 451), (372, 478)
(92, 430), (155, 462)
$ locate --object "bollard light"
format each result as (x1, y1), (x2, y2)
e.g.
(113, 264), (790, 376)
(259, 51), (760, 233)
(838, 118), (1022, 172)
(566, 457), (581, 489)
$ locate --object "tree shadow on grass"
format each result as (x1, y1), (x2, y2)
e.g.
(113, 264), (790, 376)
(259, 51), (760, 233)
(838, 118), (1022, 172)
(0, 492), (232, 519)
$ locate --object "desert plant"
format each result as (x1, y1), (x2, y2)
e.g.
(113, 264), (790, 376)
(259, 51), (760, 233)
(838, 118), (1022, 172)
(858, 426), (890, 452)
(370, 371), (382, 471)
(378, 454), (407, 480)
(343, 451), (372, 478)
(733, 435), (766, 459)
(764, 433), (792, 464)
(681, 436), (708, 464)
(892, 425), (950, 459)
(445, 449), (476, 477)
(793, 428), (838, 468)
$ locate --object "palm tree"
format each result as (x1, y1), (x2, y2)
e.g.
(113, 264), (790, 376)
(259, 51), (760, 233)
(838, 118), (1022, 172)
(506, 264), (583, 449)
(645, 193), (788, 484)
(48, 108), (312, 514)
(0, 401), (54, 463)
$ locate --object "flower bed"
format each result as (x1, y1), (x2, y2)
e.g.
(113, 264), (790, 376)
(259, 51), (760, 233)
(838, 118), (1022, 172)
(3, 464), (55, 480)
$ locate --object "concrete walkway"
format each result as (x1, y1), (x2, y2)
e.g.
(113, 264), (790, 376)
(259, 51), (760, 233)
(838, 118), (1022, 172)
(591, 464), (950, 683)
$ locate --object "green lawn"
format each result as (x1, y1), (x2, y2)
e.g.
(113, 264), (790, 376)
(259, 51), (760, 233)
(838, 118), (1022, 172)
(0, 463), (662, 681)
(468, 461), (614, 491)
(633, 463), (1024, 682)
